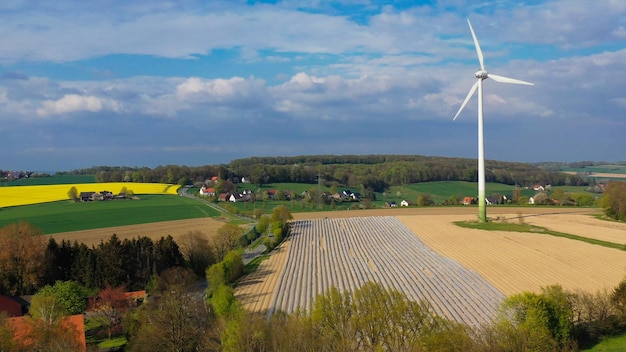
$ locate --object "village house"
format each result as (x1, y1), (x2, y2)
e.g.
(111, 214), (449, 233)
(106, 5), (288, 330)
(229, 193), (243, 202)
(0, 295), (28, 317)
(199, 185), (215, 196)
(462, 196), (476, 205)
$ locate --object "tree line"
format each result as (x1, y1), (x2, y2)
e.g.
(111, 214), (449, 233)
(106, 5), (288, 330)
(1, 219), (252, 296)
(123, 276), (626, 351)
(65, 154), (587, 192)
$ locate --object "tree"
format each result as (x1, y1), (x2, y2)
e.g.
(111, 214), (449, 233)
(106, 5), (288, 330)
(90, 285), (130, 340)
(0, 313), (17, 351)
(256, 215), (270, 234)
(0, 221), (47, 295)
(222, 250), (243, 284)
(179, 231), (215, 277)
(17, 315), (85, 351)
(571, 192), (595, 207)
(35, 280), (89, 315)
(214, 224), (244, 262)
(599, 181), (626, 221)
(67, 186), (79, 202)
(211, 284), (238, 318)
(310, 282), (446, 351)
(612, 278), (626, 318)
(271, 205), (293, 224)
(417, 193), (435, 206)
(500, 285), (576, 350)
(126, 288), (218, 352)
(28, 294), (65, 326)
(17, 296), (84, 351)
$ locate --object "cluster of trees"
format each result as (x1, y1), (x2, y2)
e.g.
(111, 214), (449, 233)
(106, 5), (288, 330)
(123, 278), (626, 351)
(64, 165), (232, 185)
(0, 221), (246, 296)
(43, 234), (185, 293)
(67, 155), (587, 192)
(600, 181), (626, 221)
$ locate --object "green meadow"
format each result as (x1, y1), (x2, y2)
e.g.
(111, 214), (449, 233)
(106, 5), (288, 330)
(0, 195), (219, 234)
(2, 174), (96, 186)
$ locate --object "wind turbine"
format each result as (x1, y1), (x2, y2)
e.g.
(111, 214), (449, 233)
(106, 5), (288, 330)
(453, 19), (533, 222)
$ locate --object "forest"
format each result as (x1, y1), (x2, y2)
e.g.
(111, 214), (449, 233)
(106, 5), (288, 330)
(64, 154), (587, 192)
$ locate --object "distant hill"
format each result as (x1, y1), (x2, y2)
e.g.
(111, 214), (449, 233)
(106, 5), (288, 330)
(60, 155), (588, 191)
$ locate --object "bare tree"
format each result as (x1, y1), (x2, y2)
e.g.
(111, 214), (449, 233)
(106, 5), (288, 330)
(179, 231), (215, 277)
(213, 224), (244, 262)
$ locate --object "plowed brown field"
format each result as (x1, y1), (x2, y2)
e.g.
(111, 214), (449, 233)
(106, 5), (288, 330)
(48, 217), (230, 246)
(522, 213), (626, 244)
(235, 241), (291, 317)
(398, 214), (626, 296)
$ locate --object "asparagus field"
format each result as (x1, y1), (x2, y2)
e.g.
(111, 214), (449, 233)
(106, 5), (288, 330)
(264, 217), (504, 326)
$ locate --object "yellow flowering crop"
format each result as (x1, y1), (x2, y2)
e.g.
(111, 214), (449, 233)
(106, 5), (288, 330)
(0, 182), (180, 208)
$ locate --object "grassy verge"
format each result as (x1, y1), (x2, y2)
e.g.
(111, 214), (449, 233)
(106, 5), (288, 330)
(582, 333), (626, 351)
(85, 318), (127, 349)
(454, 220), (625, 251)
(97, 336), (127, 349)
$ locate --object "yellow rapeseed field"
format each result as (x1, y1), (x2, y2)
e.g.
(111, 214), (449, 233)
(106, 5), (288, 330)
(0, 183), (179, 208)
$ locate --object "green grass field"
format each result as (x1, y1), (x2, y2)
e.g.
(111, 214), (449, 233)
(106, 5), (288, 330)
(380, 181), (537, 204)
(582, 333), (626, 351)
(561, 164), (626, 177)
(2, 174), (96, 186)
(0, 195), (220, 234)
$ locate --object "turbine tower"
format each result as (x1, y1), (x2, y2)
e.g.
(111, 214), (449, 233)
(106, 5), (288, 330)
(454, 19), (533, 222)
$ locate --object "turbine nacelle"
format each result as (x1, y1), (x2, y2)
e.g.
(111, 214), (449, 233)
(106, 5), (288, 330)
(474, 70), (489, 80)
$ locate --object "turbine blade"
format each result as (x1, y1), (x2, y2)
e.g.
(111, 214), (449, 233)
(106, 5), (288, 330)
(467, 19), (484, 71)
(488, 73), (534, 85)
(453, 81), (479, 121)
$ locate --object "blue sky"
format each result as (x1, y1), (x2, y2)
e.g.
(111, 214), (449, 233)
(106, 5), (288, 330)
(1, 0), (625, 171)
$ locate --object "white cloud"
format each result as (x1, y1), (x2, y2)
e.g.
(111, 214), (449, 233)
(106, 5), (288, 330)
(37, 94), (121, 116)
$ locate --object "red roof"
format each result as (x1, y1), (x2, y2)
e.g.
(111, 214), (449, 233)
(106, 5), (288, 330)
(0, 295), (24, 317)
(8, 314), (86, 351)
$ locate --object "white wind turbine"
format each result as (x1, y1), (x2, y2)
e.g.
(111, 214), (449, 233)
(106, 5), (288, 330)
(454, 19), (533, 222)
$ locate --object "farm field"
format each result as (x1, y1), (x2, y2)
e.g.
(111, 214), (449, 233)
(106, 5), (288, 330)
(48, 216), (231, 246)
(268, 217), (504, 326)
(236, 240), (291, 316)
(386, 181), (534, 204)
(237, 206), (626, 323)
(398, 214), (626, 296)
(0, 182), (179, 208)
(522, 213), (626, 244)
(0, 195), (220, 234)
(2, 174), (96, 186)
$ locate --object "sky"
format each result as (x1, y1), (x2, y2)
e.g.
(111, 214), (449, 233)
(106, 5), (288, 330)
(1, 0), (625, 172)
